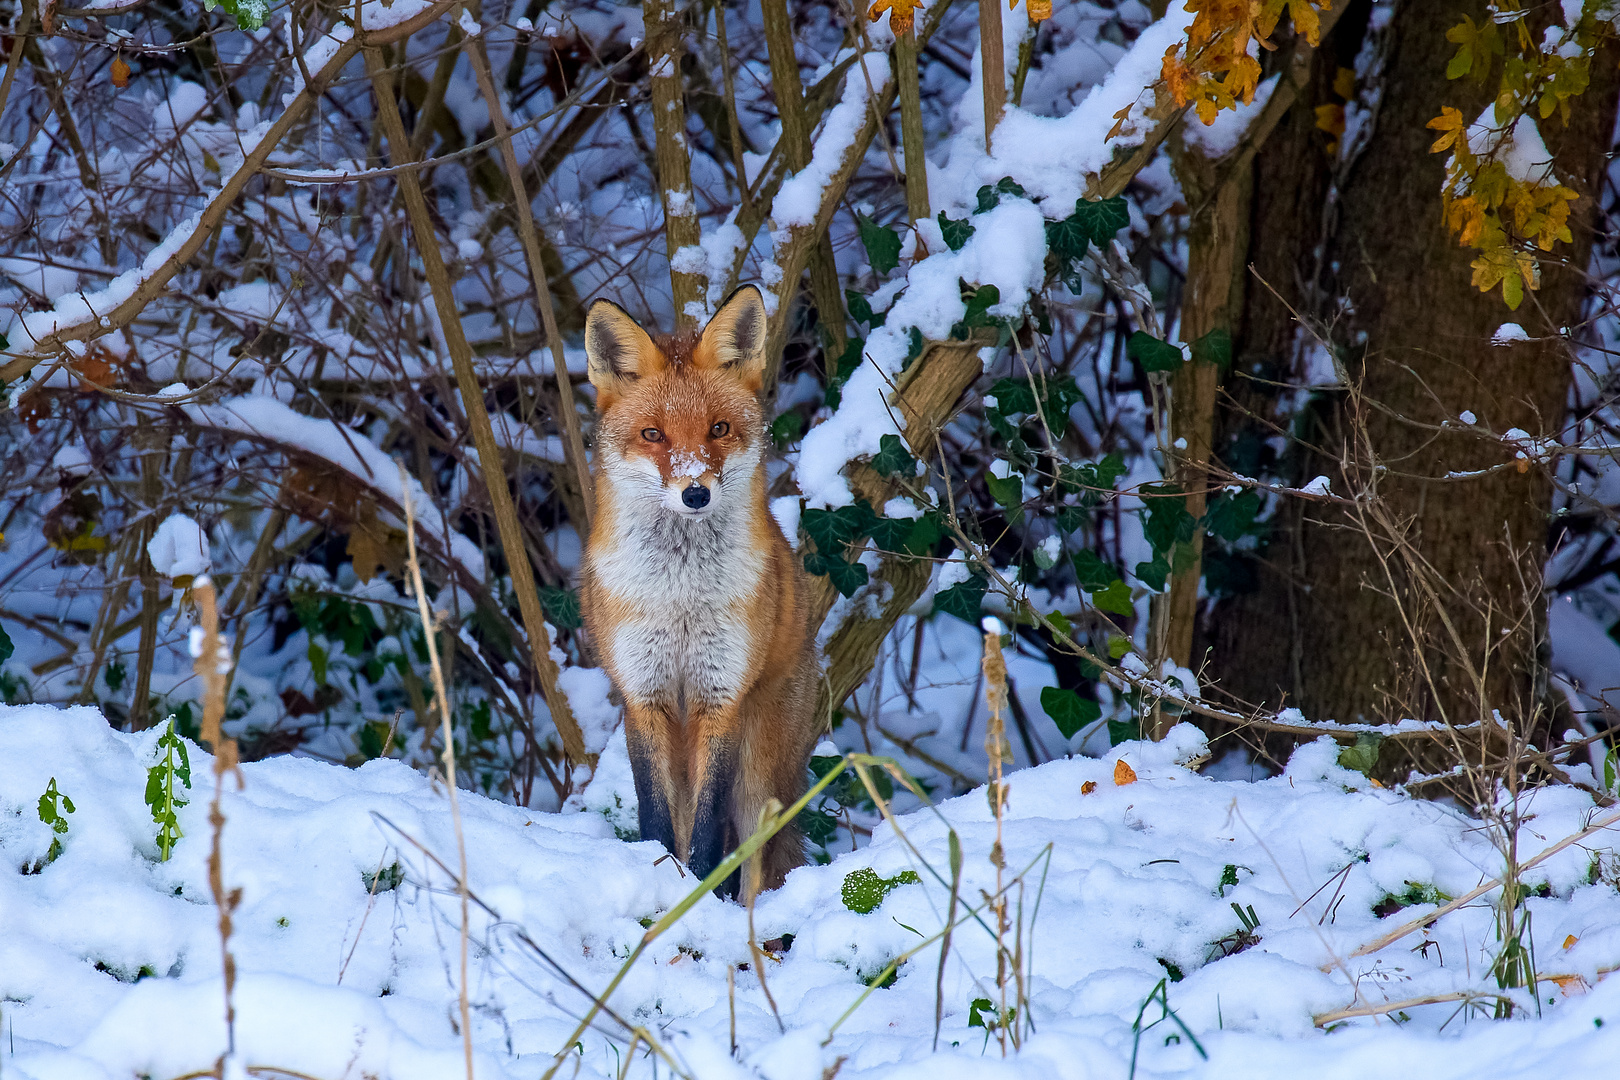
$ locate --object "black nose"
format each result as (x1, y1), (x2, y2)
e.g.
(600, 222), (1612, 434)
(682, 484), (711, 509)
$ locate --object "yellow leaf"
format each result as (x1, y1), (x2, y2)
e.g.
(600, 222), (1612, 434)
(1564, 935), (1579, 950)
(1081, 780), (1097, 795)
(1026, 0), (1050, 20)
(1114, 759), (1137, 785)
(1287, 0), (1321, 47)
(1332, 65), (1355, 101)
(867, 0), (924, 34)
(111, 54), (131, 89)
(1314, 103), (1345, 138)
(1427, 106), (1465, 153)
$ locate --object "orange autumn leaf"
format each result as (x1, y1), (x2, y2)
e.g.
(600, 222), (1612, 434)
(1025, 0), (1051, 22)
(1162, 45), (1198, 108)
(868, 0), (924, 35)
(1081, 780), (1097, 795)
(1564, 935), (1579, 950)
(111, 54), (131, 89)
(1114, 759), (1137, 785)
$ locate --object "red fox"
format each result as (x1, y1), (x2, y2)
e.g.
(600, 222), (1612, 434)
(579, 285), (821, 900)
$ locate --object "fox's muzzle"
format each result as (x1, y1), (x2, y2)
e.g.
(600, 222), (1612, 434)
(681, 483), (711, 510)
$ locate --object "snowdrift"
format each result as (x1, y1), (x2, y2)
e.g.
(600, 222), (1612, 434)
(2, 704), (1619, 1079)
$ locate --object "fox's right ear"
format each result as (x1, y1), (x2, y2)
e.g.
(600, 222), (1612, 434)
(584, 299), (662, 408)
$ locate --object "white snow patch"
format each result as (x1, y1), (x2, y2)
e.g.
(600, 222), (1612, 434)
(146, 513), (211, 579)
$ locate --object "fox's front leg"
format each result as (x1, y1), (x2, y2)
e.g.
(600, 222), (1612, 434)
(687, 705), (742, 897)
(624, 700), (681, 860)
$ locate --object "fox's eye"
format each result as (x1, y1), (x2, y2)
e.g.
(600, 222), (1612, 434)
(641, 428), (663, 442)
(710, 421), (730, 438)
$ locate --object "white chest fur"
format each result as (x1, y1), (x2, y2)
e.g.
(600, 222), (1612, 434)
(592, 493), (766, 709)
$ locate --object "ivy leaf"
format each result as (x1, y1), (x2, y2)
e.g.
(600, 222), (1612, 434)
(204, 0), (269, 30)
(857, 213), (902, 276)
(539, 586), (582, 630)
(985, 471), (1023, 510)
(1040, 686), (1101, 739)
(903, 327), (926, 367)
(1090, 579), (1135, 616)
(1127, 331), (1183, 374)
(939, 212), (976, 251)
(801, 501), (877, 554)
(1070, 549), (1121, 590)
(846, 290), (878, 327)
(961, 283), (1002, 327)
(1141, 485), (1197, 556)
(1041, 374), (1085, 437)
(1206, 489), (1260, 542)
(770, 411), (806, 448)
(1069, 196), (1130, 247)
(933, 573), (987, 623)
(841, 867), (886, 914)
(986, 377), (1037, 416)
(1191, 327), (1232, 369)
(1108, 718), (1141, 745)
(871, 433), (918, 478)
(804, 552), (870, 597)
(975, 177), (1027, 213)
(1054, 505), (1088, 534)
(1045, 215), (1089, 265)
(0, 622), (11, 664)
(1134, 555), (1170, 592)
(871, 512), (941, 556)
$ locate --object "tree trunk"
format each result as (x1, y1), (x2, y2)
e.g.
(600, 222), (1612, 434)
(1204, 1), (1620, 745)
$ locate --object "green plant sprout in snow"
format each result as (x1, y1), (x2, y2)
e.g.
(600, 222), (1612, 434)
(37, 777), (74, 863)
(144, 716), (191, 862)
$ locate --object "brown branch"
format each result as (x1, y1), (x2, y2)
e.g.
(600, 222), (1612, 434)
(363, 45), (590, 770)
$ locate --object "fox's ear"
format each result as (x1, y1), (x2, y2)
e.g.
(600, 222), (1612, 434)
(693, 285), (767, 391)
(585, 299), (662, 407)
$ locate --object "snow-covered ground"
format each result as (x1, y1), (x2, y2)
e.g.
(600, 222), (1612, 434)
(3, 703), (1620, 1080)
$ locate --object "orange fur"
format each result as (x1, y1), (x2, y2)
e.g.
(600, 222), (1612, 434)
(579, 287), (820, 899)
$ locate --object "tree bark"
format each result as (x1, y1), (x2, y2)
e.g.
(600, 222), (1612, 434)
(1204, 1), (1620, 743)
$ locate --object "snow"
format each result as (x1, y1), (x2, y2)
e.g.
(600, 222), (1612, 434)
(4, 705), (1620, 1080)
(1299, 476), (1332, 497)
(1468, 111), (1555, 185)
(1494, 322), (1531, 345)
(181, 394), (486, 581)
(145, 513), (211, 580)
(775, 56), (891, 228)
(1183, 75), (1278, 156)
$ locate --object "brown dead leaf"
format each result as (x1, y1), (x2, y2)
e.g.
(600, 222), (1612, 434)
(346, 499), (402, 583)
(76, 345), (120, 390)
(111, 54), (131, 89)
(1564, 934), (1579, 950)
(1081, 780), (1097, 795)
(867, 0), (925, 35)
(1114, 759), (1137, 785)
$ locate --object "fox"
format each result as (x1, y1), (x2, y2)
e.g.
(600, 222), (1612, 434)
(579, 284), (821, 901)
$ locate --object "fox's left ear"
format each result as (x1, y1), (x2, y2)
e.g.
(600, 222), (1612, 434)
(585, 298), (663, 410)
(694, 285), (768, 391)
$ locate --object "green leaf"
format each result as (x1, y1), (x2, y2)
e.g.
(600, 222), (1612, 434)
(799, 804), (840, 846)
(1040, 686), (1101, 739)
(1135, 555), (1170, 592)
(307, 640), (328, 687)
(0, 622), (11, 664)
(985, 470), (1023, 510)
(869, 512), (939, 557)
(1191, 327), (1232, 369)
(933, 573), (987, 623)
(539, 586), (582, 630)
(842, 867), (887, 914)
(1205, 490), (1260, 542)
(1108, 718), (1141, 745)
(846, 290), (879, 327)
(871, 433), (918, 479)
(1090, 579), (1135, 616)
(803, 552), (870, 597)
(904, 327), (926, 367)
(1337, 732), (1384, 778)
(801, 502), (877, 554)
(1127, 331), (1183, 374)
(1071, 549), (1121, 590)
(1069, 196), (1130, 246)
(204, 0), (269, 30)
(1040, 375), (1085, 438)
(1055, 505), (1088, 534)
(1044, 215), (1089, 265)
(858, 214), (903, 276)
(939, 212), (976, 251)
(975, 177), (1027, 213)
(770, 411), (806, 448)
(986, 377), (1037, 416)
(968, 997), (995, 1028)
(961, 283), (1002, 327)
(1141, 486), (1197, 557)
